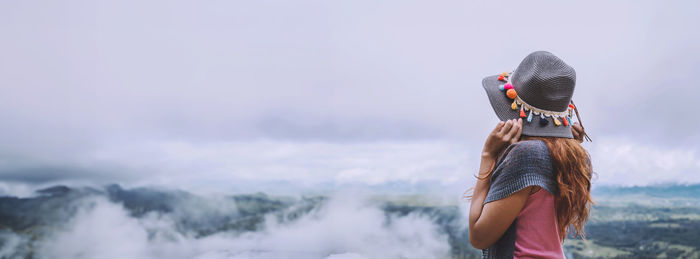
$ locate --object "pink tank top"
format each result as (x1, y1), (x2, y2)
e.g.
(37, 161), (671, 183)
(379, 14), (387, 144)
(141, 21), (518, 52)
(514, 188), (566, 259)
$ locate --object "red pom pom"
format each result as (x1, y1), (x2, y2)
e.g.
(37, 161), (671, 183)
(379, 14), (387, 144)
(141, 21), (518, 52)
(520, 109), (526, 118)
(568, 104), (575, 109)
(498, 75), (505, 81)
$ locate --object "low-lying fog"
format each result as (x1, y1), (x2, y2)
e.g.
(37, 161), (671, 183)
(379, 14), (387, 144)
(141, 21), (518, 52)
(0, 185), (465, 259)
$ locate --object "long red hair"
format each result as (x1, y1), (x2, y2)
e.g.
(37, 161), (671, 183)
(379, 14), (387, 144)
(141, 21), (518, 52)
(523, 136), (594, 239)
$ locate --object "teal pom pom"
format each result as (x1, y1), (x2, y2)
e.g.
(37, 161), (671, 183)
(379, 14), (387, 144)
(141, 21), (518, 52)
(498, 84), (505, 91)
(527, 110), (533, 123)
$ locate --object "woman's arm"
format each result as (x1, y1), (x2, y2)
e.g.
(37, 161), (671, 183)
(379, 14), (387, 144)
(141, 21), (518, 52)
(469, 180), (533, 249)
(469, 118), (529, 249)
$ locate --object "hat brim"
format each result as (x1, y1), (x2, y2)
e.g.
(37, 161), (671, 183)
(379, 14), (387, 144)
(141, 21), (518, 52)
(482, 75), (574, 139)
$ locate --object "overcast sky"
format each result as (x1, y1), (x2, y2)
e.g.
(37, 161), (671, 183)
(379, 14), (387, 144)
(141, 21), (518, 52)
(1, 0), (699, 195)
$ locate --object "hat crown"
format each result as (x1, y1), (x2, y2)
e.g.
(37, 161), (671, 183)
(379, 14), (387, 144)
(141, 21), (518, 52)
(511, 51), (576, 112)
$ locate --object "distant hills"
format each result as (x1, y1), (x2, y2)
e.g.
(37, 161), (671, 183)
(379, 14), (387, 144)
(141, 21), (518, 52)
(593, 183), (700, 198)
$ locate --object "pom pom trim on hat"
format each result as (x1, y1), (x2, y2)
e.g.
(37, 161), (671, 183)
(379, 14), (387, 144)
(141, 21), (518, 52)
(497, 70), (574, 127)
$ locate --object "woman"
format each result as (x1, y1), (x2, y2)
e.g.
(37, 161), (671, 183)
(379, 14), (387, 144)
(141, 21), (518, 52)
(467, 51), (594, 258)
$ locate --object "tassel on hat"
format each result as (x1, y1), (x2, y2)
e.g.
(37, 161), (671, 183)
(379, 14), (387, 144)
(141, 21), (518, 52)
(553, 117), (561, 126)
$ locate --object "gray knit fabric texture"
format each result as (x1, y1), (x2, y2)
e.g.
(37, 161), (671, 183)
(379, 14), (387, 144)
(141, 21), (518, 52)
(481, 140), (559, 259)
(511, 51), (576, 112)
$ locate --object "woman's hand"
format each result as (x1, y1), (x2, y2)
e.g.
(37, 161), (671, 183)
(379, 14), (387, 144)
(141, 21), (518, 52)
(481, 118), (523, 160)
(571, 121), (585, 143)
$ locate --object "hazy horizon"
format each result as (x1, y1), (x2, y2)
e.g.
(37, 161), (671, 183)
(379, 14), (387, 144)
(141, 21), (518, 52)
(2, 0), (700, 203)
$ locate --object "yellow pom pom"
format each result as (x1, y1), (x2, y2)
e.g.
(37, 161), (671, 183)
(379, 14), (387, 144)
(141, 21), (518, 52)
(501, 72), (509, 77)
(511, 100), (517, 110)
(553, 117), (561, 126)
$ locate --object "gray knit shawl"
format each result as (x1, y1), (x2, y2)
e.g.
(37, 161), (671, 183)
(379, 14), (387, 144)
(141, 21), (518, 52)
(481, 140), (559, 259)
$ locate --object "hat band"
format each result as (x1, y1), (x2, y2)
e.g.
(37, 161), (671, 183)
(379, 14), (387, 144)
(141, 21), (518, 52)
(514, 96), (568, 117)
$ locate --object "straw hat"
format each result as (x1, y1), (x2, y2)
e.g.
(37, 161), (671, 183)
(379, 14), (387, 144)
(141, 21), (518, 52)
(482, 51), (582, 139)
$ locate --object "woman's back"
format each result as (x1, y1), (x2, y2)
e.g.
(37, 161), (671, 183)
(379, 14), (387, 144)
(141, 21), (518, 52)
(514, 187), (566, 259)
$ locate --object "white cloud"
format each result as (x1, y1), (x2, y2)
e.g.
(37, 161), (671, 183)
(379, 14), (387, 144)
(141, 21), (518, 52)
(34, 193), (450, 259)
(0, 230), (29, 258)
(3, 137), (698, 198)
(90, 138), (700, 190)
(0, 182), (36, 198)
(39, 198), (151, 259)
(82, 140), (473, 193)
(588, 138), (700, 186)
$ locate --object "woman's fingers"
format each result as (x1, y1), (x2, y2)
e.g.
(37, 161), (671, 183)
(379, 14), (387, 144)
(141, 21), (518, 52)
(498, 119), (514, 135)
(483, 119), (522, 159)
(572, 122), (584, 143)
(505, 118), (521, 143)
(512, 118), (523, 143)
(572, 127), (580, 138)
(492, 121), (506, 135)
